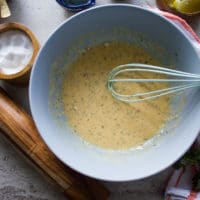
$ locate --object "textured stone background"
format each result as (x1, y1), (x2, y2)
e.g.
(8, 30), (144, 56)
(0, 0), (199, 199)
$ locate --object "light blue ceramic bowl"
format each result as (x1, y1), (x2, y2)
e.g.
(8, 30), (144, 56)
(30, 4), (200, 181)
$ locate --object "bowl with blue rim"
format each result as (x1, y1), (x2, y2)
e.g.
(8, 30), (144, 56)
(56, 0), (95, 11)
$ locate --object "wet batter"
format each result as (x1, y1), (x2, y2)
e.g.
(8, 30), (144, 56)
(62, 41), (171, 150)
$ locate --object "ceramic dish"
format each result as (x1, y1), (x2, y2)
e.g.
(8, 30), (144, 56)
(56, 0), (95, 11)
(30, 5), (200, 181)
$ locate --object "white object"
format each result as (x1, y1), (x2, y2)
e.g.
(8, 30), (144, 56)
(0, 30), (33, 75)
(0, 0), (11, 18)
(165, 166), (200, 200)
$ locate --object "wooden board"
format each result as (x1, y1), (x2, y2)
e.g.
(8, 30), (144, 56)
(0, 87), (109, 200)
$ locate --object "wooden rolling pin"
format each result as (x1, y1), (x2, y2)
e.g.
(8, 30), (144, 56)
(0, 87), (109, 200)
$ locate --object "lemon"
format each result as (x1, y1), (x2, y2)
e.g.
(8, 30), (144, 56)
(173, 0), (200, 14)
(163, 0), (174, 7)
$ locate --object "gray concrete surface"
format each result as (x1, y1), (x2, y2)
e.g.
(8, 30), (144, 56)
(0, 0), (199, 199)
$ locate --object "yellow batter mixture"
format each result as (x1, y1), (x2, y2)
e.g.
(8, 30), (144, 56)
(62, 41), (171, 150)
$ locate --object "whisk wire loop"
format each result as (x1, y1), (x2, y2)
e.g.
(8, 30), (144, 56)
(107, 64), (200, 103)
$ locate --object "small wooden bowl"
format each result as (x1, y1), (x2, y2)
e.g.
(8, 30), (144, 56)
(0, 22), (40, 85)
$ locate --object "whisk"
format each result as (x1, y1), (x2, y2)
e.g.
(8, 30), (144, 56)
(106, 64), (200, 103)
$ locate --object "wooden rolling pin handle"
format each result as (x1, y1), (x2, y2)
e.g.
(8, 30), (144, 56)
(0, 87), (109, 200)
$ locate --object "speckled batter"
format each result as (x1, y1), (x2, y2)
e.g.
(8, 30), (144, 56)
(62, 41), (171, 150)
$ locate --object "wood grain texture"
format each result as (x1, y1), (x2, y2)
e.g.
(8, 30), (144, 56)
(0, 87), (109, 200)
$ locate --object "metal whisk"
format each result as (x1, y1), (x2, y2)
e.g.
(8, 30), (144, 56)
(106, 64), (200, 103)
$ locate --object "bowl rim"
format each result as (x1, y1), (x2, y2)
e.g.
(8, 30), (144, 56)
(29, 4), (200, 182)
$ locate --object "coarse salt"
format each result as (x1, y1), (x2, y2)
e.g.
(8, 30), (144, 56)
(0, 30), (33, 75)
